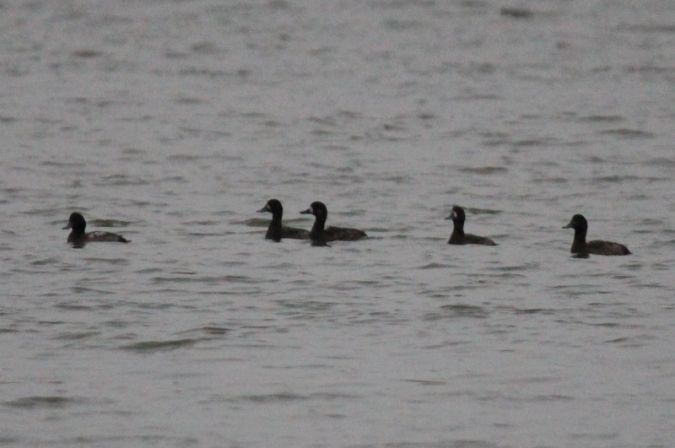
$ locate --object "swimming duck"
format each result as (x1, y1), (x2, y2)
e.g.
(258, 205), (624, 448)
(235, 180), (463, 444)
(447, 206), (497, 246)
(63, 212), (129, 246)
(300, 201), (367, 246)
(563, 214), (630, 256)
(258, 199), (309, 242)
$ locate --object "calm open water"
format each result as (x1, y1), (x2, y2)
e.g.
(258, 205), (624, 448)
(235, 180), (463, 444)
(1, 0), (674, 447)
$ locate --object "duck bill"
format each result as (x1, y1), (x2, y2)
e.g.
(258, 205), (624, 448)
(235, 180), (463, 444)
(300, 208), (312, 215)
(562, 221), (573, 229)
(257, 205), (270, 213)
(62, 222), (72, 230)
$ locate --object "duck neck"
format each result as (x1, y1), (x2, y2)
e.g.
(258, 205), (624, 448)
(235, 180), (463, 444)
(266, 212), (283, 242)
(310, 215), (326, 244)
(68, 228), (86, 243)
(450, 220), (464, 239)
(72, 223), (86, 237)
(571, 227), (587, 253)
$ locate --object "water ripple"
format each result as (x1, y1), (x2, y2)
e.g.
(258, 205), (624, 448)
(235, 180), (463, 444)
(3, 396), (83, 409)
(424, 304), (489, 320)
(119, 338), (204, 352)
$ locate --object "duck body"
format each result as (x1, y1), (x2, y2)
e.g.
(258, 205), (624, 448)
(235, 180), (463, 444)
(584, 240), (631, 256)
(448, 231), (497, 246)
(563, 214), (630, 256)
(447, 206), (496, 246)
(300, 201), (367, 247)
(64, 212), (129, 246)
(324, 226), (367, 242)
(68, 231), (129, 244)
(258, 199), (309, 242)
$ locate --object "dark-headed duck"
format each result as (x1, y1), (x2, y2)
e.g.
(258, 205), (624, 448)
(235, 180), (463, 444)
(258, 199), (309, 242)
(64, 212), (129, 247)
(563, 214), (630, 256)
(300, 201), (367, 247)
(447, 206), (497, 246)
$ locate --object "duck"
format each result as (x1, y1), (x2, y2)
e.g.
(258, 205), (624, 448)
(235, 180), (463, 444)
(258, 199), (309, 242)
(563, 214), (630, 256)
(63, 212), (129, 246)
(447, 205), (497, 246)
(300, 201), (367, 246)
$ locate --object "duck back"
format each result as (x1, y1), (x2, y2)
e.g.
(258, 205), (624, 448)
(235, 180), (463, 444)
(68, 231), (129, 244)
(265, 222), (308, 241)
(448, 231), (496, 246)
(586, 240), (631, 256)
(87, 231), (129, 243)
(324, 226), (367, 242)
(281, 226), (310, 240)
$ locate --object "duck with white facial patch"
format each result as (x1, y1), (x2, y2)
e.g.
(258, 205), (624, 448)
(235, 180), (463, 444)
(563, 214), (630, 256)
(63, 212), (130, 247)
(447, 206), (497, 246)
(300, 201), (367, 247)
(258, 199), (309, 242)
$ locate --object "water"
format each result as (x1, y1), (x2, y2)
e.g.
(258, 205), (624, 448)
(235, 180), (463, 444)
(1, 0), (674, 446)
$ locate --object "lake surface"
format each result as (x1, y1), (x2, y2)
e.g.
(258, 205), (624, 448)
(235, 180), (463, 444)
(1, 0), (674, 447)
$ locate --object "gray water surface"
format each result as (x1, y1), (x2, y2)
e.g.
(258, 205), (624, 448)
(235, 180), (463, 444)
(1, 1), (674, 447)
